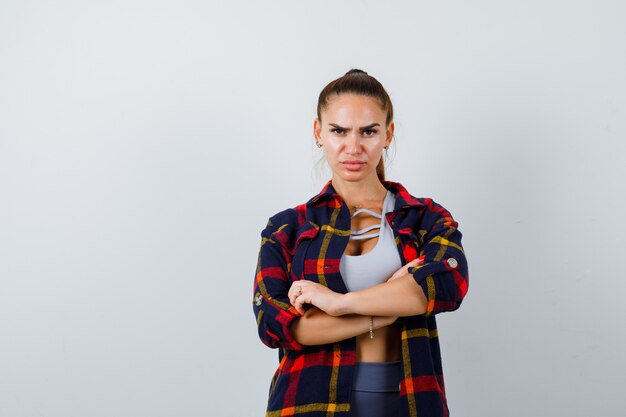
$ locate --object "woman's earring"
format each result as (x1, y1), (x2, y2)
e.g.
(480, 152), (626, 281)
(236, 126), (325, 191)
(316, 141), (323, 148)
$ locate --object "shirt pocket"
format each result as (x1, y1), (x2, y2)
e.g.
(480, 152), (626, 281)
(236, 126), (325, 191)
(290, 221), (320, 282)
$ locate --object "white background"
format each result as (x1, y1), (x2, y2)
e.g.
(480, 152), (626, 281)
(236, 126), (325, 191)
(1, 1), (625, 416)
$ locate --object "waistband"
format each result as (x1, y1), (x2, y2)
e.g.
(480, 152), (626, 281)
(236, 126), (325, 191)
(352, 361), (402, 392)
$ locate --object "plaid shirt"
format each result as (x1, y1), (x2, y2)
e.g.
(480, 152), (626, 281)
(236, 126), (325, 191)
(253, 180), (468, 417)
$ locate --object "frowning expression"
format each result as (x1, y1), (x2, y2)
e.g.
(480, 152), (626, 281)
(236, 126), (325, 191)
(314, 94), (394, 183)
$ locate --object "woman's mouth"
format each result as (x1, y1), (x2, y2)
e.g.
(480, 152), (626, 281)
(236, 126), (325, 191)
(341, 160), (366, 171)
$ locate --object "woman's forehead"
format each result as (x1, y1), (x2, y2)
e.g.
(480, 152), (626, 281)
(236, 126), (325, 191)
(320, 94), (386, 122)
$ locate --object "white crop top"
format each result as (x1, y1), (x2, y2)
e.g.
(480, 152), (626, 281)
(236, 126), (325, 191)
(340, 191), (403, 292)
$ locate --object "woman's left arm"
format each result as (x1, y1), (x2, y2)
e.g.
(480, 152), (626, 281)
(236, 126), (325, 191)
(341, 273), (428, 316)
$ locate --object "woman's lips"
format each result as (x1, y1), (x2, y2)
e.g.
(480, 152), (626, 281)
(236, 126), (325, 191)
(341, 160), (366, 171)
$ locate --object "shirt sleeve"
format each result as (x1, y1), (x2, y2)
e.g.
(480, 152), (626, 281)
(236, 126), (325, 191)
(252, 215), (304, 351)
(409, 200), (469, 316)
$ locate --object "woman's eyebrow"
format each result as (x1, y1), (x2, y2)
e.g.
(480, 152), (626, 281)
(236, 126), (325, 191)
(359, 123), (380, 131)
(328, 123), (381, 131)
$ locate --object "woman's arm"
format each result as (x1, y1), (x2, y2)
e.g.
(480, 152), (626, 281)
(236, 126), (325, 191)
(290, 271), (427, 318)
(288, 261), (421, 346)
(253, 210), (308, 351)
(290, 307), (397, 346)
(289, 258), (426, 317)
(338, 274), (427, 316)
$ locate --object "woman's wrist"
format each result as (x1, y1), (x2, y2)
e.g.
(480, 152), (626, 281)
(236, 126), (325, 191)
(375, 315), (398, 328)
(333, 292), (356, 316)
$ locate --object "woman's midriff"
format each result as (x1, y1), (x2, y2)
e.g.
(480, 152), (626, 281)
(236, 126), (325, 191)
(344, 201), (402, 362)
(356, 321), (402, 362)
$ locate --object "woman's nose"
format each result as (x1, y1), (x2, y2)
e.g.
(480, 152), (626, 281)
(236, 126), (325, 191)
(345, 133), (361, 154)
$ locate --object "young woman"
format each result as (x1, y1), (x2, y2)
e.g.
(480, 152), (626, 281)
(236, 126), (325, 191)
(252, 69), (468, 417)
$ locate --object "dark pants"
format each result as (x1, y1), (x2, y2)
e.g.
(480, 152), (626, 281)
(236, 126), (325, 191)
(349, 361), (401, 417)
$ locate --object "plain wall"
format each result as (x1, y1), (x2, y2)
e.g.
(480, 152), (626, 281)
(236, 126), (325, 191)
(1, 1), (625, 416)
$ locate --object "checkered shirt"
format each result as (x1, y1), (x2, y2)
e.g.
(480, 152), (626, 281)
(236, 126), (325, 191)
(252, 180), (469, 417)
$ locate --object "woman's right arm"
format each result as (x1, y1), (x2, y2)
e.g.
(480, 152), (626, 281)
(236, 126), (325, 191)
(253, 210), (397, 349)
(253, 211), (304, 350)
(291, 307), (396, 346)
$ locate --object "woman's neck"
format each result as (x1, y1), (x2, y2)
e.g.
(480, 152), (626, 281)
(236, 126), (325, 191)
(331, 176), (388, 210)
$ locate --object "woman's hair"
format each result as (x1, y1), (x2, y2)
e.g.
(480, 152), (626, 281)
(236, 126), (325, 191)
(316, 69), (393, 182)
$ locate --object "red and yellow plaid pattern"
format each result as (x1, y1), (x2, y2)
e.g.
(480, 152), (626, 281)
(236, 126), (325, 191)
(253, 181), (469, 417)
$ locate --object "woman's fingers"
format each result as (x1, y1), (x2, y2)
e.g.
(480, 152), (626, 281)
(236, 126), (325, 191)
(388, 258), (421, 282)
(289, 281), (310, 313)
(288, 284), (296, 305)
(407, 258), (421, 268)
(289, 281), (339, 315)
(293, 293), (310, 315)
(288, 281), (305, 305)
(292, 285), (313, 315)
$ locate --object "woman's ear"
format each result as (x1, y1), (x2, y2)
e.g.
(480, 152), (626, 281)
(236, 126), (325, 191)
(313, 118), (322, 144)
(386, 121), (395, 147)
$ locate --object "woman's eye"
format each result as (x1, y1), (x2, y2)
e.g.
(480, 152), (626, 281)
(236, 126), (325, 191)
(362, 129), (377, 136)
(331, 128), (344, 134)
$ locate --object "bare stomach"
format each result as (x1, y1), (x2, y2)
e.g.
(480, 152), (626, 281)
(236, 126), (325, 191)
(356, 321), (402, 362)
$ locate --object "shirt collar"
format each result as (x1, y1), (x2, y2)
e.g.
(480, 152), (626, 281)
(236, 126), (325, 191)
(305, 180), (425, 211)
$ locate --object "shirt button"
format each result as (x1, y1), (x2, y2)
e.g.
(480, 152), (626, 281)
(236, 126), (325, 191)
(447, 258), (458, 269)
(254, 293), (263, 306)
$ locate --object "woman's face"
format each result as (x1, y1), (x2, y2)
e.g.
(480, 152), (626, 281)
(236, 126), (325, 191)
(314, 94), (394, 184)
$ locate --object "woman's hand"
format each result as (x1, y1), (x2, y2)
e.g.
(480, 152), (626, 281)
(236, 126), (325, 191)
(288, 281), (344, 316)
(387, 256), (424, 282)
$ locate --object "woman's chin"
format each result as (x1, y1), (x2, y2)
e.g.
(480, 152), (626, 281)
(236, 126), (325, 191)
(333, 170), (377, 183)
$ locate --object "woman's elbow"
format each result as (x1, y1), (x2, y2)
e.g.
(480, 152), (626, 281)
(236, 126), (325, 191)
(399, 276), (428, 316)
(290, 316), (308, 345)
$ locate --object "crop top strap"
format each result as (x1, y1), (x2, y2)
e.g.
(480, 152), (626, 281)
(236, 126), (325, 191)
(349, 207), (384, 240)
(351, 208), (383, 219)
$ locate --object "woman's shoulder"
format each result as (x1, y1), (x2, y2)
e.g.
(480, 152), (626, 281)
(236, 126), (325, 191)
(385, 181), (450, 211)
(263, 180), (334, 233)
(264, 203), (308, 232)
(260, 202), (313, 251)
(385, 181), (458, 228)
